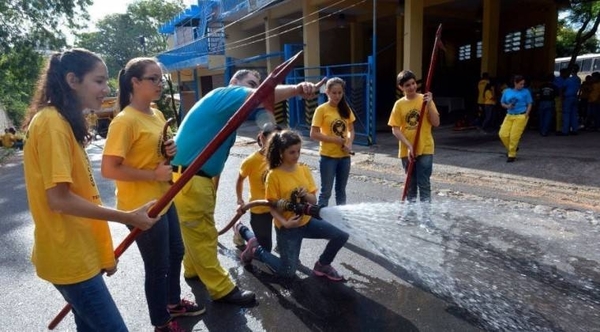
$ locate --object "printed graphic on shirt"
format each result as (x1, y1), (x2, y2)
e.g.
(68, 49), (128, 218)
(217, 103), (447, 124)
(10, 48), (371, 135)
(405, 108), (420, 129)
(82, 147), (100, 200)
(330, 119), (347, 138)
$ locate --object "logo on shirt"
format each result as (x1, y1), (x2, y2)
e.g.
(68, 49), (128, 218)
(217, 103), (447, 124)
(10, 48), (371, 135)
(405, 108), (420, 129)
(330, 119), (346, 138)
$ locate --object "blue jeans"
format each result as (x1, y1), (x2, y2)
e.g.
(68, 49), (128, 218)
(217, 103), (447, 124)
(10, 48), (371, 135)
(132, 205), (184, 326)
(54, 273), (127, 332)
(538, 101), (554, 135)
(562, 96), (579, 133)
(250, 212), (274, 252)
(481, 104), (495, 131)
(241, 218), (349, 278)
(401, 154), (433, 202)
(318, 155), (351, 206)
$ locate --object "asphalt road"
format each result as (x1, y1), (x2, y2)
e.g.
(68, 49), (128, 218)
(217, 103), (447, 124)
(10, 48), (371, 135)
(1, 123), (599, 331)
(0, 143), (478, 332)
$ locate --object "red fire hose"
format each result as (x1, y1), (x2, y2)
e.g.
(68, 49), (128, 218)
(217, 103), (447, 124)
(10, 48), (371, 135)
(401, 24), (444, 201)
(217, 200), (272, 236)
(48, 50), (306, 330)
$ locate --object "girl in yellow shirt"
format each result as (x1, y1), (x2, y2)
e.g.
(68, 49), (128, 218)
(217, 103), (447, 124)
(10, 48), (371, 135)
(235, 122), (282, 251)
(101, 57), (203, 331)
(23, 48), (158, 331)
(310, 77), (355, 206)
(235, 130), (349, 281)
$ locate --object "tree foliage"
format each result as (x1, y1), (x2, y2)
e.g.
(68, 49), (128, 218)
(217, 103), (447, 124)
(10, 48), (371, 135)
(75, 0), (184, 77)
(559, 1), (600, 67)
(0, 0), (92, 127)
(556, 19), (599, 57)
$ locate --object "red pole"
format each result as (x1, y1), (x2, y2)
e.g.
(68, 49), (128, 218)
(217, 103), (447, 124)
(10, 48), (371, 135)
(48, 50), (307, 330)
(401, 24), (443, 201)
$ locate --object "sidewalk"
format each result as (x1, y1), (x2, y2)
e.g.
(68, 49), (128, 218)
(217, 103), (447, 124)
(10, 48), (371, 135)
(236, 121), (600, 189)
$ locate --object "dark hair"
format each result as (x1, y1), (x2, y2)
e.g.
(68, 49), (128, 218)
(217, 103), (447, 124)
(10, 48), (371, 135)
(397, 70), (417, 87)
(25, 48), (104, 144)
(257, 122), (283, 148)
(117, 57), (159, 111)
(513, 75), (525, 85)
(325, 77), (352, 119)
(265, 130), (302, 169)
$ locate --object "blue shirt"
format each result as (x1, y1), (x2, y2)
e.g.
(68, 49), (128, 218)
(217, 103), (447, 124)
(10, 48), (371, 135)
(563, 75), (581, 98)
(172, 86), (250, 177)
(501, 88), (533, 115)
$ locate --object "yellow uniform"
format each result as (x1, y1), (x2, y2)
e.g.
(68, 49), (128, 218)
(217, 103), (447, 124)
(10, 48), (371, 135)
(311, 103), (355, 158)
(388, 94), (439, 158)
(265, 164), (318, 229)
(239, 151), (270, 214)
(23, 107), (114, 284)
(87, 112), (98, 127)
(2, 132), (15, 148)
(103, 106), (172, 215)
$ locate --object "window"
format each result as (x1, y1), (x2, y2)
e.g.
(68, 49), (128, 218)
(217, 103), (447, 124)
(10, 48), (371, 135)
(476, 41), (482, 58)
(459, 44), (471, 61)
(504, 31), (521, 53)
(592, 57), (600, 72)
(524, 24), (545, 49)
(581, 59), (592, 72)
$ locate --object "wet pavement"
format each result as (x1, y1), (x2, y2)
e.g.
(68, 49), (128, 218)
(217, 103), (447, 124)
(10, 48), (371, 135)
(1, 121), (598, 331)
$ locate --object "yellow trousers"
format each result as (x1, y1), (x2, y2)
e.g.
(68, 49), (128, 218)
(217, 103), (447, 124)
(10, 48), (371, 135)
(499, 114), (528, 158)
(172, 172), (235, 300)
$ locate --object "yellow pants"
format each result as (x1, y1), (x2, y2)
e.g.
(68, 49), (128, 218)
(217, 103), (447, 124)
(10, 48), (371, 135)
(499, 114), (528, 158)
(172, 172), (235, 300)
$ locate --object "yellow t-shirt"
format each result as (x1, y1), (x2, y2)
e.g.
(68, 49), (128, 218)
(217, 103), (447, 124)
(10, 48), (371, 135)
(311, 103), (356, 158)
(87, 113), (98, 126)
(265, 163), (317, 229)
(103, 106), (172, 214)
(483, 90), (495, 105)
(23, 107), (114, 285)
(2, 132), (15, 148)
(387, 94), (439, 158)
(477, 79), (489, 104)
(239, 150), (270, 214)
(588, 82), (600, 104)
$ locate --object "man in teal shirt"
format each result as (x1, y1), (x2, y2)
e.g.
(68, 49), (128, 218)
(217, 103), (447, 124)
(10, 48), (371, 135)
(172, 69), (321, 305)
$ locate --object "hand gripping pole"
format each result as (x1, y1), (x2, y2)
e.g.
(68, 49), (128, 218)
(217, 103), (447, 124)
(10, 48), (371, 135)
(401, 24), (443, 201)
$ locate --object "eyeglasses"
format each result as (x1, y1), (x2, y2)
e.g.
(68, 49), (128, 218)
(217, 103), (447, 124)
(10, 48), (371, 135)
(141, 76), (165, 86)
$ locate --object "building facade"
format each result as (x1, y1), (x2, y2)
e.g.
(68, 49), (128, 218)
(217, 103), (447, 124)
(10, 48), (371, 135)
(157, 0), (569, 145)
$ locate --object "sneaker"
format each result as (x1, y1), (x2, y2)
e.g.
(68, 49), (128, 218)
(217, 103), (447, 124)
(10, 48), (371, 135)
(240, 237), (258, 265)
(232, 229), (245, 247)
(155, 320), (186, 332)
(313, 261), (344, 281)
(168, 299), (206, 318)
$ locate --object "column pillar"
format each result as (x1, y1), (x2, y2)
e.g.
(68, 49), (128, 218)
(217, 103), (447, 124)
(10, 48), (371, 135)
(481, 0), (500, 76)
(265, 12), (281, 72)
(303, 1), (320, 78)
(403, 0), (423, 77)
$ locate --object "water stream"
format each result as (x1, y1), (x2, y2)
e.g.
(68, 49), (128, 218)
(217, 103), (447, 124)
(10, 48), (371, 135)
(319, 201), (600, 332)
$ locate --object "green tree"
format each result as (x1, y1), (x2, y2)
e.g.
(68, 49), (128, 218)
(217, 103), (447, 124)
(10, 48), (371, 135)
(556, 19), (599, 57)
(75, 0), (184, 76)
(559, 1), (600, 68)
(0, 0), (93, 126)
(75, 0), (184, 122)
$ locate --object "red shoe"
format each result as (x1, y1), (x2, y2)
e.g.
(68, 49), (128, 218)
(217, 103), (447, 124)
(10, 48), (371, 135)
(168, 299), (206, 318)
(313, 262), (344, 281)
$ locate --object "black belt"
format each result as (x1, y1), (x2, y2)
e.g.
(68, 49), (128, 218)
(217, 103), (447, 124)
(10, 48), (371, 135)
(172, 165), (212, 178)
